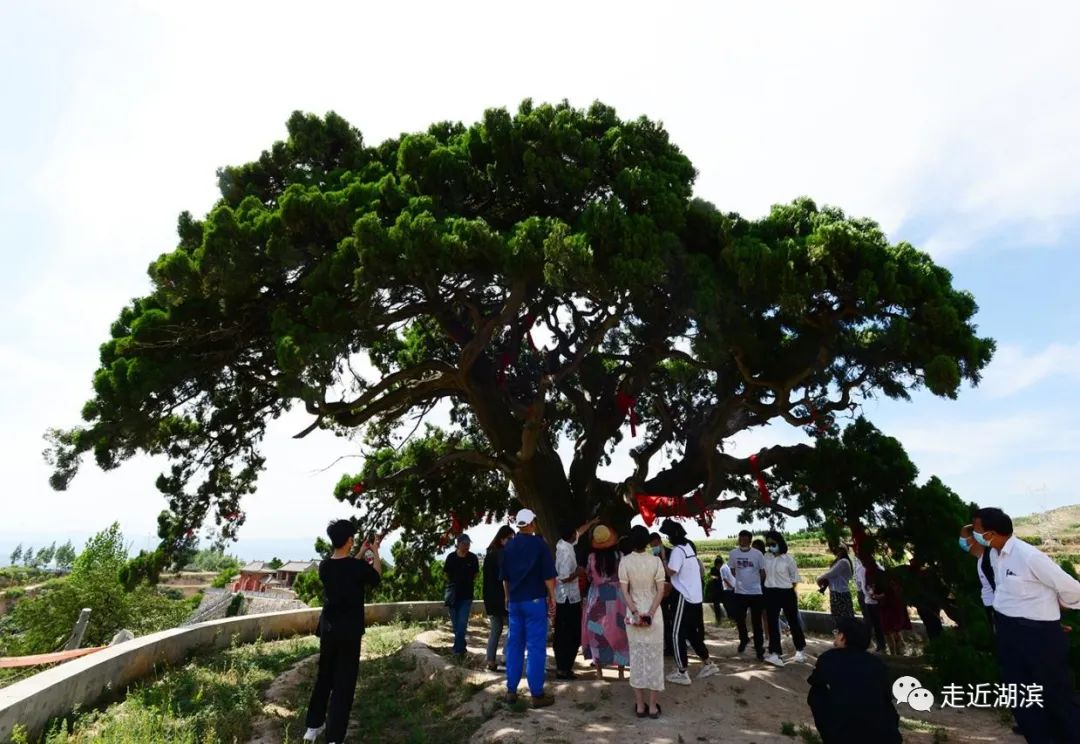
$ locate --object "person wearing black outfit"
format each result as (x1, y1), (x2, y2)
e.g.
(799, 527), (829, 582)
(302, 520), (382, 744)
(444, 533), (480, 657)
(483, 526), (515, 671)
(807, 617), (901, 744)
(649, 532), (674, 656)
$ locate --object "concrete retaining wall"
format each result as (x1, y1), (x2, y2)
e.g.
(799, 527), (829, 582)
(0, 600), (468, 742)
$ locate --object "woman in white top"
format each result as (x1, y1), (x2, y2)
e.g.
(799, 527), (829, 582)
(763, 530), (808, 665)
(817, 546), (856, 621)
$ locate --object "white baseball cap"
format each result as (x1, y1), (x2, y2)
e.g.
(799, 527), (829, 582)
(515, 508), (537, 526)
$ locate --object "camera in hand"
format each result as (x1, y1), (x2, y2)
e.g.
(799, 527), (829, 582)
(639, 614), (652, 626)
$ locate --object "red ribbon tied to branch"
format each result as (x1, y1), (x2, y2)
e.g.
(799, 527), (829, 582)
(635, 493), (694, 526)
(450, 510), (463, 535)
(615, 391), (639, 437)
(351, 482), (365, 495)
(748, 453), (772, 504)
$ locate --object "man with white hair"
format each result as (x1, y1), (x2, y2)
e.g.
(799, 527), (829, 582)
(500, 508), (558, 708)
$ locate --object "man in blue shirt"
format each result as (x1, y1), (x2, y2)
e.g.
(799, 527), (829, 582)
(500, 508), (557, 708)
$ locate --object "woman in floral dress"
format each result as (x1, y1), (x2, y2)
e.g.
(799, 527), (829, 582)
(619, 524), (666, 718)
(581, 524), (630, 679)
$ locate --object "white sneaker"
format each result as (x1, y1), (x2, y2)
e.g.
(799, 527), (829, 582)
(764, 653), (785, 667)
(666, 670), (692, 685)
(792, 650), (808, 663)
(698, 661), (719, 679)
(302, 726), (324, 742)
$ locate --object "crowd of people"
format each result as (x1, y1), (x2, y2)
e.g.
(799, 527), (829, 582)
(295, 505), (1080, 744)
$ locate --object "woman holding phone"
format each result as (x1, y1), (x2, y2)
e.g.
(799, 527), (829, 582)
(619, 525), (667, 719)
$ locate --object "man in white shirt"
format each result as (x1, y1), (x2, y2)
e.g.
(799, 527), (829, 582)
(553, 518), (598, 679)
(729, 530), (766, 661)
(973, 507), (1080, 742)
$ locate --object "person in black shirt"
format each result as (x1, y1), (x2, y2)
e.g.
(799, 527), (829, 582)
(302, 520), (382, 744)
(444, 533), (480, 657)
(807, 617), (901, 744)
(483, 526), (515, 671)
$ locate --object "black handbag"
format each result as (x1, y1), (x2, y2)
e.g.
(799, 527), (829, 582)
(443, 583), (457, 607)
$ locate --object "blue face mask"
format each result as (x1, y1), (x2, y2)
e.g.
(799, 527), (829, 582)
(767, 545), (779, 554)
(958, 537), (971, 552)
(973, 531), (992, 548)
(651, 546), (662, 556)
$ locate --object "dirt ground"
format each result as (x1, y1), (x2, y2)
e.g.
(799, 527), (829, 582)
(244, 617), (1021, 744)
(417, 619), (1021, 744)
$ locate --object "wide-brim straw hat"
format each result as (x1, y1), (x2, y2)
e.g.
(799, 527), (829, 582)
(591, 524), (618, 550)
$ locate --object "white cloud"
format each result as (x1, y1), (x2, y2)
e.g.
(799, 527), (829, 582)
(982, 343), (1080, 398)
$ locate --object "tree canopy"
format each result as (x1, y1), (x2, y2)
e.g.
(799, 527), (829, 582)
(47, 100), (993, 563)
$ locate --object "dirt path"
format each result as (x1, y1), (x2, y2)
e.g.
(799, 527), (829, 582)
(417, 621), (1019, 744)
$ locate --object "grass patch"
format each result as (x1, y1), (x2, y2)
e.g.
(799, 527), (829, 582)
(796, 724), (823, 744)
(781, 721), (797, 736)
(23, 636), (320, 744)
(901, 717), (949, 741)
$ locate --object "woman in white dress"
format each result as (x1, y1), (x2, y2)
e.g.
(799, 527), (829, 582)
(618, 524), (667, 719)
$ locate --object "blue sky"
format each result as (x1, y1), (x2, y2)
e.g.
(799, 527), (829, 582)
(1, 1), (1079, 561)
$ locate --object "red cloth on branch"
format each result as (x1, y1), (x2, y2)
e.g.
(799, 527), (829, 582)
(749, 453), (771, 504)
(351, 482), (365, 495)
(450, 511), (463, 534)
(635, 493), (692, 526)
(615, 391), (639, 437)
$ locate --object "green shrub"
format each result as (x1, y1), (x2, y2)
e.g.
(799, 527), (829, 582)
(1020, 535), (1044, 546)
(794, 554), (834, 568)
(798, 591), (825, 612)
(210, 568), (236, 589)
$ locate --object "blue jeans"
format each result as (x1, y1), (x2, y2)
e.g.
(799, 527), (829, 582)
(449, 599), (473, 654)
(486, 613), (506, 663)
(506, 597), (549, 697)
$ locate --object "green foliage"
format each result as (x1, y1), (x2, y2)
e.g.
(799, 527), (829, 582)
(54, 541), (77, 570)
(210, 568), (237, 589)
(781, 721), (797, 736)
(0, 524), (193, 656)
(34, 636), (318, 744)
(267, 557), (283, 570)
(794, 554), (835, 568)
(0, 567), (51, 590)
(1020, 535), (1044, 546)
(48, 101), (994, 561)
(187, 547), (241, 573)
(224, 594), (244, 617)
(9, 544), (22, 566)
(292, 569), (323, 606)
(797, 590), (826, 612)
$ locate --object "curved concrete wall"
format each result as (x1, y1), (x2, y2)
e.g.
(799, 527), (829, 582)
(0, 600), (472, 742)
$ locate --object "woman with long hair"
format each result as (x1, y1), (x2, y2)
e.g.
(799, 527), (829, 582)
(620, 525), (667, 718)
(762, 530), (808, 666)
(817, 546), (856, 623)
(581, 524), (630, 679)
(482, 525), (515, 671)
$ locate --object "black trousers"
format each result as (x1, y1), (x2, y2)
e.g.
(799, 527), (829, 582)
(661, 589), (675, 655)
(671, 592), (709, 672)
(764, 587), (806, 654)
(553, 600), (582, 672)
(732, 593), (765, 657)
(996, 611), (1080, 743)
(864, 603), (886, 651)
(304, 628), (362, 742)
